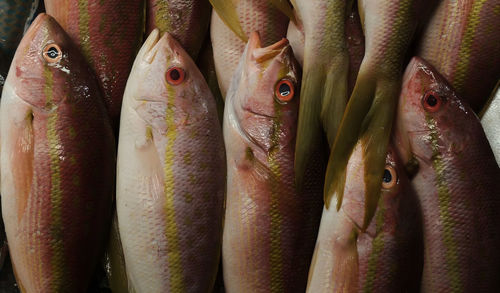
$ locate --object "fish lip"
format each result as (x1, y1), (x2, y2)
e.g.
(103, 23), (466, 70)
(243, 106), (278, 119)
(248, 31), (290, 63)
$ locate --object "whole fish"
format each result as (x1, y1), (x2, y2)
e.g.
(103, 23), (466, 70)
(146, 0), (211, 59)
(417, 0), (500, 112)
(0, 0), (39, 61)
(307, 144), (422, 292)
(326, 0), (419, 228)
(0, 13), (115, 292)
(223, 32), (324, 292)
(209, 0), (289, 98)
(44, 0), (145, 130)
(116, 29), (225, 293)
(394, 57), (500, 292)
(481, 86), (500, 165)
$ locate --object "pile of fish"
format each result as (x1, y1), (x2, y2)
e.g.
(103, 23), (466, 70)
(0, 0), (499, 292)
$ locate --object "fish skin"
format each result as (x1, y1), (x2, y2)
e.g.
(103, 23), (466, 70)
(223, 32), (323, 293)
(0, 0), (38, 60)
(417, 0), (500, 112)
(394, 57), (500, 292)
(481, 86), (500, 165)
(104, 214), (130, 293)
(44, 0), (145, 130)
(307, 144), (422, 292)
(0, 13), (115, 293)
(147, 0), (210, 60)
(326, 0), (419, 228)
(116, 29), (225, 293)
(210, 0), (289, 98)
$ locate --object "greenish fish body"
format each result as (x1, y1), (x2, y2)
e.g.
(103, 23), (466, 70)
(0, 14), (115, 292)
(326, 0), (419, 227)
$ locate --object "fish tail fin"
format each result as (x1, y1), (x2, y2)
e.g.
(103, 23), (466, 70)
(209, 0), (248, 42)
(320, 55), (349, 147)
(324, 71), (375, 209)
(295, 67), (325, 190)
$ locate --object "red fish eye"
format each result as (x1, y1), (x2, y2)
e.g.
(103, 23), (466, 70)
(275, 79), (295, 102)
(166, 67), (185, 85)
(422, 91), (442, 112)
(382, 165), (397, 189)
(42, 44), (62, 63)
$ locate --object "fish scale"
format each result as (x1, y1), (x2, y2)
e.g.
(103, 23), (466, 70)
(45, 0), (145, 130)
(394, 57), (500, 292)
(0, 0), (37, 60)
(418, 0), (500, 112)
(116, 29), (225, 293)
(1, 14), (115, 292)
(147, 0), (210, 59)
(210, 0), (289, 98)
(223, 32), (324, 293)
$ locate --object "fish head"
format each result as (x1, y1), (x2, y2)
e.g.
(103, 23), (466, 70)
(340, 144), (410, 236)
(229, 32), (300, 154)
(394, 57), (478, 170)
(9, 13), (94, 111)
(132, 30), (211, 132)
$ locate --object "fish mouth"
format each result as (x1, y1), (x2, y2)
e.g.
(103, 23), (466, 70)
(248, 32), (289, 63)
(243, 106), (278, 119)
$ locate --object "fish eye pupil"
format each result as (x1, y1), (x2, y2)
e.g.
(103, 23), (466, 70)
(47, 46), (59, 58)
(170, 69), (180, 81)
(383, 169), (392, 183)
(427, 94), (437, 107)
(279, 83), (290, 96)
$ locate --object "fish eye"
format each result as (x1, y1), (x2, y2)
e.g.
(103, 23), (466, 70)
(382, 165), (397, 189)
(166, 67), (185, 85)
(274, 79), (295, 103)
(43, 44), (62, 63)
(422, 91), (443, 112)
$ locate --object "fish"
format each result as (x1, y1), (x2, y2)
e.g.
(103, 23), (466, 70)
(481, 84), (500, 165)
(44, 0), (145, 130)
(146, 0), (211, 60)
(0, 13), (115, 292)
(307, 144), (422, 292)
(417, 0), (500, 112)
(0, 0), (39, 61)
(209, 0), (289, 98)
(223, 32), (324, 292)
(116, 29), (225, 293)
(394, 57), (500, 292)
(325, 0), (419, 228)
(291, 0), (350, 188)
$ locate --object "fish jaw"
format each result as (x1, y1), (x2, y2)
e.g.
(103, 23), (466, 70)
(117, 29), (225, 292)
(1, 13), (115, 292)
